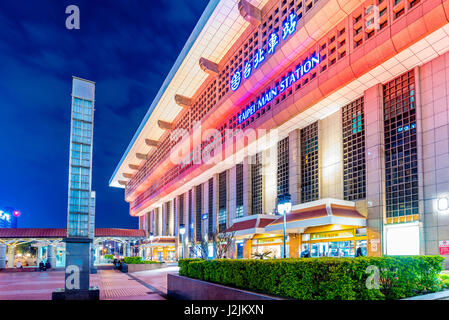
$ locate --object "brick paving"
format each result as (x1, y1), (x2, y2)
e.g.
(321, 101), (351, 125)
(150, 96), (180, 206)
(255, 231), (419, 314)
(0, 267), (178, 300)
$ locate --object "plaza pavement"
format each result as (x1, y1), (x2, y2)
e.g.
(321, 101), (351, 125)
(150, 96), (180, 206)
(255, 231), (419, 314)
(0, 266), (179, 300)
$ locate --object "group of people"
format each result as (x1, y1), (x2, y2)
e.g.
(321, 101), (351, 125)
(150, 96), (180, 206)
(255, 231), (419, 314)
(299, 246), (365, 258)
(38, 260), (51, 271)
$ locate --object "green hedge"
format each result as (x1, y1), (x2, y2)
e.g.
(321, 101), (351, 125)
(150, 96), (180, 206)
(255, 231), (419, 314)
(178, 256), (444, 300)
(123, 257), (161, 264)
(104, 254), (114, 260)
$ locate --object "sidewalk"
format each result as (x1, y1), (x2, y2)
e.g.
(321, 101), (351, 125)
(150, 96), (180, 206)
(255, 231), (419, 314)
(0, 268), (174, 300)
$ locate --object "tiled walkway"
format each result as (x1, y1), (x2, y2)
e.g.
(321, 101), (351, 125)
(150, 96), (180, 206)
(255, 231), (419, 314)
(0, 267), (179, 300)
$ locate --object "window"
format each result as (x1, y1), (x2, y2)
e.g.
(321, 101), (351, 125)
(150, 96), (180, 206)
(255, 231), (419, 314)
(165, 201), (171, 236)
(178, 194), (184, 240)
(300, 122), (319, 202)
(68, 97), (94, 237)
(277, 137), (289, 197)
(155, 207), (160, 236)
(251, 153), (263, 215)
(188, 190), (193, 239)
(342, 97), (366, 200)
(195, 184), (203, 242)
(383, 70), (418, 219)
(236, 163), (244, 218)
(208, 178), (214, 237)
(218, 171), (227, 232)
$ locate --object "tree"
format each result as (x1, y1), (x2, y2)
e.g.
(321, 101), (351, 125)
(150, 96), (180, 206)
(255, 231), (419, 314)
(213, 231), (235, 259)
(188, 231), (236, 259)
(189, 237), (209, 260)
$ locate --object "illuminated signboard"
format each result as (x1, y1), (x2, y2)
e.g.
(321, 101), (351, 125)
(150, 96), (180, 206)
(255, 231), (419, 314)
(237, 54), (320, 124)
(230, 12), (298, 92)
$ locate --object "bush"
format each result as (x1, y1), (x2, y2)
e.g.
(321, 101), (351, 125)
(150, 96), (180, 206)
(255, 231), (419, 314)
(123, 256), (161, 264)
(178, 256), (444, 300)
(104, 254), (114, 260)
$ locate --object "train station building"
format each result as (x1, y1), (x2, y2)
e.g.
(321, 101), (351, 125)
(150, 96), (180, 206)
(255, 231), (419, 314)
(110, 0), (449, 263)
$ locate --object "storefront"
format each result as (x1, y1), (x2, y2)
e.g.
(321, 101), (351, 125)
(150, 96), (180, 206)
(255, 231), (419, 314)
(301, 226), (367, 258)
(251, 234), (288, 259)
(146, 236), (177, 261)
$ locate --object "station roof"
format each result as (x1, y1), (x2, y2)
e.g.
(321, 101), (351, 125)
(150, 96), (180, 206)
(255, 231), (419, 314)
(0, 228), (146, 239)
(109, 0), (269, 188)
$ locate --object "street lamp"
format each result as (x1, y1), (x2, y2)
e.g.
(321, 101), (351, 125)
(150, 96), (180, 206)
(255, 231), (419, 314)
(277, 194), (292, 259)
(179, 224), (185, 259)
(149, 232), (154, 261)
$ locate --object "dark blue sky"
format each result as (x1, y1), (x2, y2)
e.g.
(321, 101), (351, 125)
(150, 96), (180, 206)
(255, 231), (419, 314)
(0, 1), (209, 228)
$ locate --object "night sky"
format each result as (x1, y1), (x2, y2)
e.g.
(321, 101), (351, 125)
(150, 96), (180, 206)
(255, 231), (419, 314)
(0, 1), (209, 229)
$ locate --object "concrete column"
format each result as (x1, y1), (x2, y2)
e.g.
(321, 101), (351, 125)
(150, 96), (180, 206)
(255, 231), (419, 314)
(264, 145), (277, 215)
(125, 242), (131, 257)
(289, 129), (301, 205)
(364, 84), (385, 257)
(64, 239), (91, 291)
(90, 243), (97, 273)
(243, 156), (251, 216)
(419, 54), (449, 265)
(47, 244), (56, 268)
(319, 109), (344, 199)
(243, 239), (252, 259)
(0, 244), (6, 269)
(7, 245), (15, 268)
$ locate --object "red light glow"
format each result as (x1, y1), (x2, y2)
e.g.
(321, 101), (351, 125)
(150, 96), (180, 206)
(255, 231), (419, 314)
(13, 210), (20, 217)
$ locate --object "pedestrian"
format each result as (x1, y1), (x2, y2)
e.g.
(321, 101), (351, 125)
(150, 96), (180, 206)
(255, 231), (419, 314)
(355, 247), (364, 257)
(16, 260), (23, 269)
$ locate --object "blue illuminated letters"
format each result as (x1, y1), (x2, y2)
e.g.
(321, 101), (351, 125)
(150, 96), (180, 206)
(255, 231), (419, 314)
(230, 12), (300, 91)
(237, 54), (321, 124)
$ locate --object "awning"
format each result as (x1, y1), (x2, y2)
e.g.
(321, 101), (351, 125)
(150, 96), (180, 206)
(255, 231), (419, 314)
(0, 228), (146, 239)
(265, 199), (366, 234)
(225, 215), (279, 238)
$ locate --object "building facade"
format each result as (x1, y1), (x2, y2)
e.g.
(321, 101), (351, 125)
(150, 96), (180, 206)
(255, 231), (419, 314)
(110, 0), (449, 264)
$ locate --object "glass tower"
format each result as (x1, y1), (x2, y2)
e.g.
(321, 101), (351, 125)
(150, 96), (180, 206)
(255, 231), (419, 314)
(67, 77), (95, 238)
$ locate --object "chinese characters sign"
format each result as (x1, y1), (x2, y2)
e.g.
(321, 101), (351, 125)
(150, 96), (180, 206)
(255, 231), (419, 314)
(230, 12), (298, 92)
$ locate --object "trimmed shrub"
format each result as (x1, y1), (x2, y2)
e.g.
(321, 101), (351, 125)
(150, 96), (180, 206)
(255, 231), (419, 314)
(178, 256), (444, 300)
(123, 257), (161, 264)
(104, 254), (114, 260)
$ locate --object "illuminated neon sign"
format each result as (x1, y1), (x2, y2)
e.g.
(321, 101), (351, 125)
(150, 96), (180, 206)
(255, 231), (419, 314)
(230, 12), (298, 91)
(237, 54), (320, 124)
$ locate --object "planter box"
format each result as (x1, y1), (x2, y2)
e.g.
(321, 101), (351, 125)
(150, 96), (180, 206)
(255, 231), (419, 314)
(167, 274), (283, 300)
(121, 263), (166, 273)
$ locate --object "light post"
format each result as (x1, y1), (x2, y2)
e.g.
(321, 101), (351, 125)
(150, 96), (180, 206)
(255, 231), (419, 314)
(277, 194), (292, 259)
(179, 224), (185, 259)
(149, 233), (154, 261)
